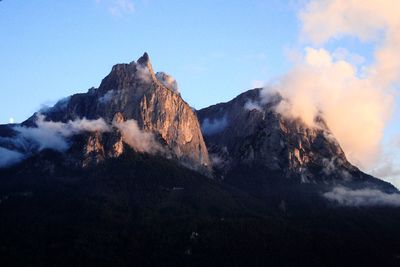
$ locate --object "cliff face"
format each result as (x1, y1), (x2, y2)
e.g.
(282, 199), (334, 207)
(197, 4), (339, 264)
(197, 88), (382, 184)
(0, 53), (395, 189)
(22, 53), (210, 171)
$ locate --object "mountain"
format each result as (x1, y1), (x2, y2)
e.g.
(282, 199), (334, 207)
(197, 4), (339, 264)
(1, 54), (400, 266)
(198, 88), (395, 191)
(1, 53), (210, 173)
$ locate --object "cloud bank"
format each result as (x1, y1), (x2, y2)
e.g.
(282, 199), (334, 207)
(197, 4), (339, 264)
(156, 72), (179, 93)
(201, 116), (228, 136)
(267, 0), (400, 168)
(0, 147), (25, 168)
(0, 112), (164, 168)
(99, 90), (116, 104)
(324, 187), (400, 207)
(0, 115), (111, 168)
(244, 100), (263, 112)
(136, 64), (152, 83)
(113, 119), (160, 153)
(14, 115), (111, 152)
(273, 48), (393, 166)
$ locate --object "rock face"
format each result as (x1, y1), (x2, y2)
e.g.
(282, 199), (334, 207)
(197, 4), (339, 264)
(23, 53), (210, 171)
(0, 53), (395, 189)
(197, 88), (377, 184)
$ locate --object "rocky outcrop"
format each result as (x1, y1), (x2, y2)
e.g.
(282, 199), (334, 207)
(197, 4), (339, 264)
(22, 53), (210, 172)
(1, 53), (393, 187)
(197, 88), (364, 183)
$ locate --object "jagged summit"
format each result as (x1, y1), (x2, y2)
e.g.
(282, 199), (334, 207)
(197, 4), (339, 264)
(198, 88), (395, 190)
(0, 53), (396, 191)
(1, 53), (400, 267)
(1, 53), (210, 172)
(97, 52), (178, 97)
(137, 52), (150, 65)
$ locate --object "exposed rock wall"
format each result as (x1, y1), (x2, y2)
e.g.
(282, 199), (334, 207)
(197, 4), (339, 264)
(28, 53), (210, 171)
(198, 89), (358, 182)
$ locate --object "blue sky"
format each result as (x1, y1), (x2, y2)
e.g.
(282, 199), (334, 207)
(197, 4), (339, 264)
(0, 0), (301, 123)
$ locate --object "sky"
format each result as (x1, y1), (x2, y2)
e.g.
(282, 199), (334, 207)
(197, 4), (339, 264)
(0, 0), (300, 122)
(1, 0), (400, 187)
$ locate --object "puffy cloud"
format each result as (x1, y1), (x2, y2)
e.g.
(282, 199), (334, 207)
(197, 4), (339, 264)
(321, 156), (352, 180)
(0, 115), (112, 168)
(251, 80), (265, 88)
(300, 0), (400, 42)
(0, 147), (25, 168)
(13, 115), (111, 153)
(324, 187), (400, 207)
(113, 119), (160, 153)
(98, 90), (116, 104)
(266, 0), (400, 169)
(244, 100), (263, 112)
(156, 72), (179, 93)
(65, 117), (111, 134)
(369, 144), (400, 189)
(38, 96), (70, 114)
(370, 161), (400, 189)
(272, 47), (393, 166)
(136, 64), (152, 83)
(201, 116), (228, 136)
(332, 48), (365, 66)
(300, 0), (400, 88)
(0, 114), (164, 168)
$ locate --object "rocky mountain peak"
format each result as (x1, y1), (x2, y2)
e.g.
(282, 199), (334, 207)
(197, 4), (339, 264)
(2, 53), (210, 173)
(137, 52), (150, 65)
(197, 88), (360, 183)
(136, 52), (158, 82)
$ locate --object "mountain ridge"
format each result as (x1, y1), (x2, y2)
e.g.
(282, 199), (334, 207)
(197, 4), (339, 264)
(1, 53), (400, 266)
(4, 53), (210, 173)
(197, 88), (396, 192)
(0, 53), (397, 191)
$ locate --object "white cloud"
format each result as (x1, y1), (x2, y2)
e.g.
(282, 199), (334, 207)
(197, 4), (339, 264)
(271, 47), (393, 167)
(324, 187), (400, 207)
(0, 115), (112, 168)
(14, 114), (111, 152)
(368, 141), (400, 189)
(201, 116), (228, 136)
(332, 47), (365, 66)
(0, 147), (25, 168)
(136, 64), (152, 83)
(156, 72), (179, 93)
(98, 90), (116, 104)
(113, 119), (160, 153)
(96, 0), (135, 16)
(370, 161), (400, 189)
(251, 80), (265, 89)
(0, 114), (163, 168)
(265, 0), (400, 170)
(244, 100), (263, 112)
(110, 0), (134, 16)
(300, 0), (400, 88)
